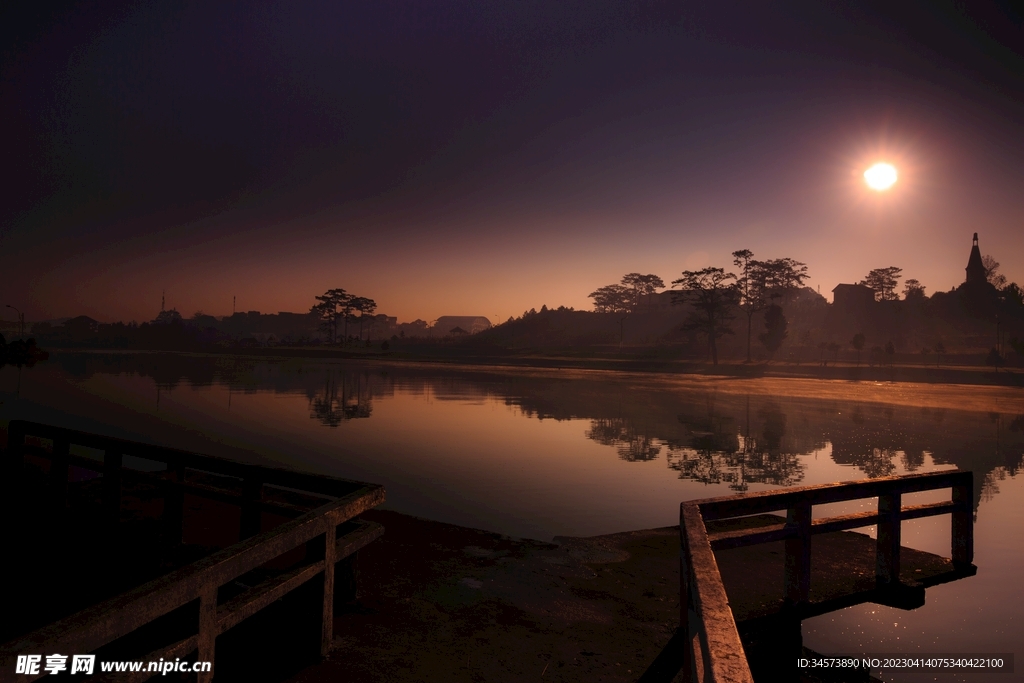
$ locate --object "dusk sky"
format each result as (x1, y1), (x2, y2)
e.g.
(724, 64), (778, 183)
(2, 1), (1022, 324)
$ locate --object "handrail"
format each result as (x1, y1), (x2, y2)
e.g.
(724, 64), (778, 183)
(0, 421), (386, 683)
(679, 469), (973, 683)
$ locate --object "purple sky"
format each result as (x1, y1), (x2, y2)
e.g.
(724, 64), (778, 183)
(2, 2), (1022, 324)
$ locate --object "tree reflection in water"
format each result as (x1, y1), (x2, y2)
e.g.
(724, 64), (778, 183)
(308, 370), (372, 427)
(37, 354), (1024, 507)
(666, 398), (805, 491)
(586, 418), (662, 461)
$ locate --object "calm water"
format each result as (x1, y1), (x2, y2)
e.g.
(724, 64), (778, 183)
(2, 353), (1022, 681)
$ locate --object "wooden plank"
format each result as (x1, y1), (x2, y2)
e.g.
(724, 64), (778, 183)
(321, 524), (337, 655)
(336, 521), (385, 559)
(43, 450), (323, 518)
(7, 420), (374, 498)
(698, 470), (970, 520)
(681, 504), (755, 683)
(709, 523), (792, 550)
(216, 563), (324, 633)
(0, 485), (384, 661)
(210, 522), (384, 639)
(900, 501), (957, 521)
(197, 585), (217, 683)
(709, 503), (959, 549)
(90, 634), (200, 683)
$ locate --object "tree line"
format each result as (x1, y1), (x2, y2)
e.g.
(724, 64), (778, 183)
(310, 288), (379, 345)
(588, 251), (809, 364)
(585, 244), (1023, 365)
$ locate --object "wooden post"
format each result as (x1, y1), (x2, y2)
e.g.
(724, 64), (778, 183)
(784, 500), (812, 603)
(103, 449), (122, 524)
(680, 566), (695, 683)
(240, 476), (263, 540)
(951, 476), (974, 567)
(321, 524), (337, 656)
(197, 583), (218, 683)
(876, 492), (901, 585)
(50, 437), (70, 508)
(679, 508), (694, 683)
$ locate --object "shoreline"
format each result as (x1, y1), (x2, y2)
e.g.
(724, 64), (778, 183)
(38, 346), (1024, 388)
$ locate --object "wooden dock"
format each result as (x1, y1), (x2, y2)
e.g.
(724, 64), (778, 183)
(281, 505), (973, 683)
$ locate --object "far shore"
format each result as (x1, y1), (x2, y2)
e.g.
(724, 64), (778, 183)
(42, 345), (1024, 389)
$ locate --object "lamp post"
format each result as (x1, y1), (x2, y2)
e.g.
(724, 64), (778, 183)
(6, 304), (24, 337)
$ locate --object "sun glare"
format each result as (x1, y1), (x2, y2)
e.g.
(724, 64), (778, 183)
(864, 163), (897, 191)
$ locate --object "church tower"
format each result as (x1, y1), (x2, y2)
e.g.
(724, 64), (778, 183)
(965, 232), (986, 284)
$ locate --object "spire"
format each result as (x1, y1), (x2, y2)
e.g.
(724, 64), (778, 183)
(965, 233), (985, 284)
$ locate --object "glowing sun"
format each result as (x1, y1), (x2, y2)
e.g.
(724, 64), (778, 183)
(864, 163), (897, 191)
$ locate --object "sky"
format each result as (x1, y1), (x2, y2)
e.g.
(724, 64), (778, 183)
(2, 1), (1023, 324)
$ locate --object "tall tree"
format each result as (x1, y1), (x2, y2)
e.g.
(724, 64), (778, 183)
(621, 273), (665, 308)
(759, 304), (788, 358)
(851, 332), (865, 365)
(732, 251), (808, 362)
(902, 279), (926, 300)
(760, 257), (809, 301)
(982, 255), (1007, 289)
(671, 267), (739, 366)
(860, 267), (903, 301)
(311, 288), (352, 344)
(349, 297), (378, 341)
(589, 284), (632, 313)
(732, 250), (768, 362)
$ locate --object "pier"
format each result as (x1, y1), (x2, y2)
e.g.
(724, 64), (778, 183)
(0, 422), (978, 682)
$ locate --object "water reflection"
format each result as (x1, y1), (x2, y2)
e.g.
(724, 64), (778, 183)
(662, 398), (806, 491)
(308, 371), (372, 426)
(585, 419), (662, 462)
(15, 353), (1024, 513)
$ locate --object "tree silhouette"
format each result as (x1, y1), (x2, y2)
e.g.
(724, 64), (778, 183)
(152, 309), (183, 325)
(590, 273), (665, 313)
(349, 296), (377, 341)
(851, 333), (865, 365)
(982, 255), (1007, 289)
(732, 250), (769, 362)
(903, 279), (926, 300)
(621, 273), (665, 307)
(758, 304), (788, 358)
(311, 288), (352, 344)
(761, 257), (809, 301)
(827, 341), (841, 364)
(860, 267), (903, 301)
(588, 284), (632, 313)
(732, 251), (808, 362)
(671, 267), (738, 365)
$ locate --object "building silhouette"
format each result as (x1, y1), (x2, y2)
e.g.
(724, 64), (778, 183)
(965, 232), (986, 285)
(831, 284), (875, 309)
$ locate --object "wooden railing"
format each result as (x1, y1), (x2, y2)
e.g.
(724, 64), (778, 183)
(678, 469), (974, 683)
(0, 421), (385, 683)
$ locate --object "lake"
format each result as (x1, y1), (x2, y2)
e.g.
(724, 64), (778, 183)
(1, 352), (1022, 681)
